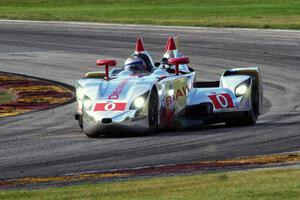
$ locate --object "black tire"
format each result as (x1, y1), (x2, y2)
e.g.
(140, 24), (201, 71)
(243, 81), (259, 125)
(147, 89), (159, 133)
(78, 114), (83, 129)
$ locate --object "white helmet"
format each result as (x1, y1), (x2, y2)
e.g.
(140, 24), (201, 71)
(123, 57), (146, 72)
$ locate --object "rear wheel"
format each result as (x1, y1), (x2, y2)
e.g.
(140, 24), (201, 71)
(147, 89), (159, 133)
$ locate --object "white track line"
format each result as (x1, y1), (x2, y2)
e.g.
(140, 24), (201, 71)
(0, 19), (300, 33)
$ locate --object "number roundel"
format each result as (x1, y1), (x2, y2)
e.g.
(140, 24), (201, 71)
(104, 102), (116, 111)
(209, 93), (234, 109)
(94, 102), (127, 111)
(216, 94), (228, 108)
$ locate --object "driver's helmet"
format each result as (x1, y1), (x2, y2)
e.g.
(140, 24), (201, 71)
(123, 57), (146, 72)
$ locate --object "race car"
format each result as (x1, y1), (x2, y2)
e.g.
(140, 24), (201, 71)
(75, 37), (263, 137)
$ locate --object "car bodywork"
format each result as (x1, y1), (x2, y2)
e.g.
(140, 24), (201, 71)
(75, 37), (263, 136)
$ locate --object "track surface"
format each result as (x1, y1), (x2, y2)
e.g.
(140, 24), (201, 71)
(0, 21), (299, 179)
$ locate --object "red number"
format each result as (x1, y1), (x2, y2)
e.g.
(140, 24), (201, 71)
(94, 102), (126, 111)
(209, 93), (234, 109)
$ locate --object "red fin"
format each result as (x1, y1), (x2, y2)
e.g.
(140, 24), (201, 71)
(165, 37), (177, 51)
(135, 37), (145, 52)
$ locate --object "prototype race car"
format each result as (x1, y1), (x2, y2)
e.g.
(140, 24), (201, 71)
(75, 37), (263, 137)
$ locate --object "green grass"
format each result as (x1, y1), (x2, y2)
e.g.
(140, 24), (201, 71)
(1, 0), (300, 29)
(0, 89), (13, 104)
(1, 168), (300, 200)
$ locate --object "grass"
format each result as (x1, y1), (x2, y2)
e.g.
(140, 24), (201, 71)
(0, 0), (300, 29)
(0, 89), (14, 104)
(1, 168), (300, 200)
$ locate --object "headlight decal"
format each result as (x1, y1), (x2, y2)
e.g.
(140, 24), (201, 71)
(133, 97), (145, 108)
(235, 84), (248, 96)
(235, 78), (251, 97)
(130, 91), (149, 110)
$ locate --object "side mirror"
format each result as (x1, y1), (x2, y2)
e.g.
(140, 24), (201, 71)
(96, 60), (117, 80)
(168, 57), (189, 75)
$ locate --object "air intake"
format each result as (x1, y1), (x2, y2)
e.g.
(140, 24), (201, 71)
(102, 118), (112, 124)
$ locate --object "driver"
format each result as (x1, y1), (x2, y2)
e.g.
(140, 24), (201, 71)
(123, 57), (148, 73)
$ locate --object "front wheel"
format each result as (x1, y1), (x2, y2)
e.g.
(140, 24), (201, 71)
(147, 89), (159, 133)
(78, 114), (83, 129)
(242, 82), (259, 125)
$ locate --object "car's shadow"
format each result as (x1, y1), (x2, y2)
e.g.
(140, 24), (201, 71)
(95, 123), (229, 138)
(93, 118), (300, 139)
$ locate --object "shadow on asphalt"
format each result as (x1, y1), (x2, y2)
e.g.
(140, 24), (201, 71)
(94, 123), (228, 138)
(86, 119), (299, 139)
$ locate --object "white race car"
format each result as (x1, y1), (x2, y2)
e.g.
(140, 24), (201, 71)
(75, 37), (263, 137)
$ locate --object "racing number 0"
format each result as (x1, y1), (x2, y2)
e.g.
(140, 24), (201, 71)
(94, 102), (127, 111)
(104, 102), (116, 111)
(209, 93), (234, 109)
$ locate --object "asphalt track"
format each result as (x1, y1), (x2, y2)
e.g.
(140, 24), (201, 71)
(0, 20), (299, 180)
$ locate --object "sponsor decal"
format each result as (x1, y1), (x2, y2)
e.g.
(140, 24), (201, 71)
(94, 102), (127, 111)
(209, 93), (234, 109)
(162, 78), (189, 127)
(108, 79), (129, 100)
(165, 86), (188, 107)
